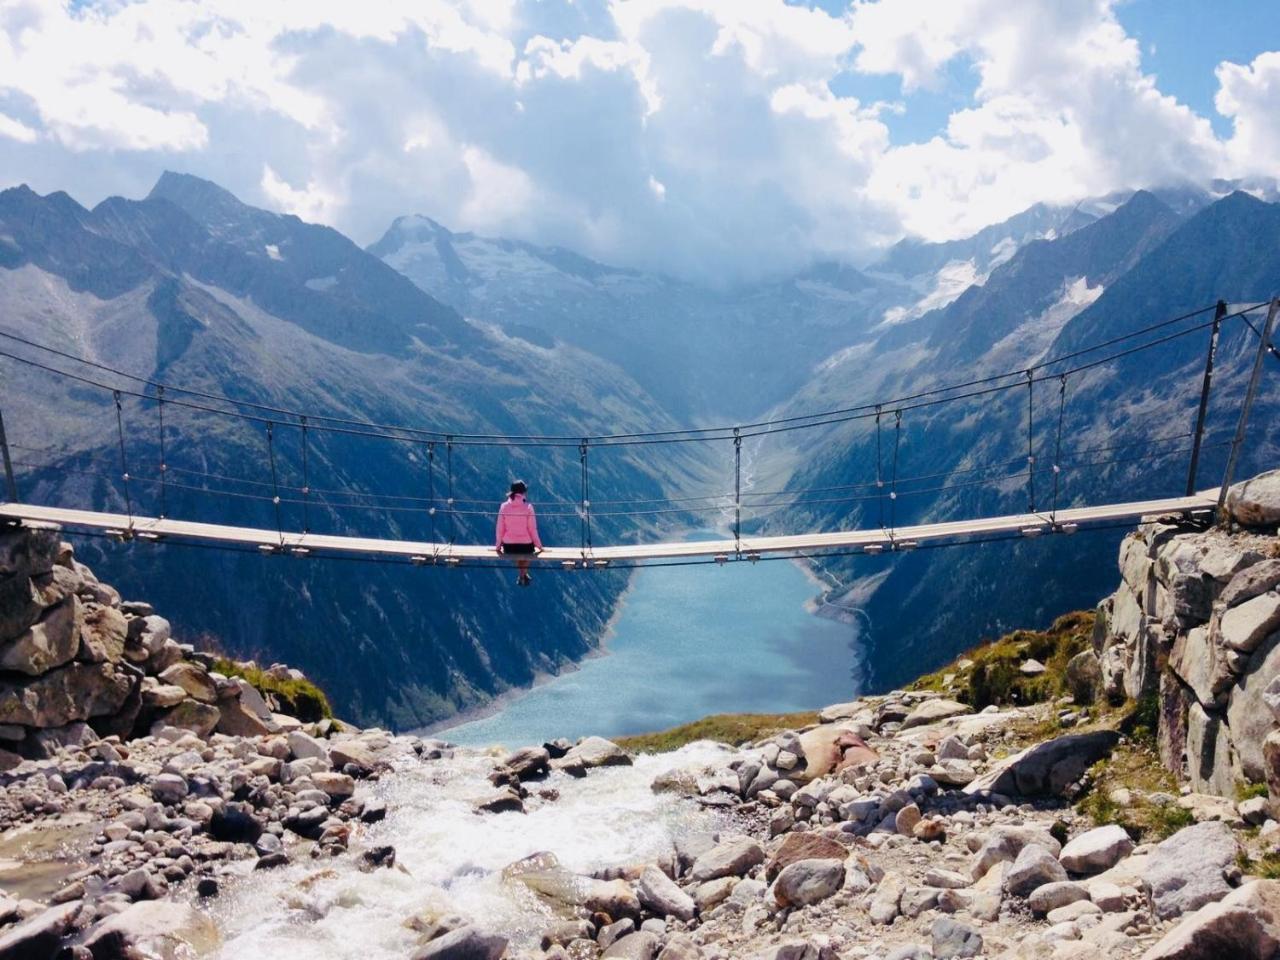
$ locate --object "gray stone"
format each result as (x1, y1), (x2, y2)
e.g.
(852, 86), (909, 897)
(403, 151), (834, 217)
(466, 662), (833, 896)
(161, 700), (220, 738)
(931, 917), (983, 959)
(1058, 825), (1134, 874)
(78, 602), (127, 663)
(602, 932), (660, 960)
(1221, 560), (1280, 608)
(965, 730), (1119, 797)
(636, 865), (695, 921)
(152, 773), (189, 804)
(1171, 625), (1234, 709)
(900, 699), (971, 730)
(1221, 592), (1280, 654)
(411, 925), (509, 960)
(0, 660), (135, 727)
(870, 873), (905, 924)
(1187, 702), (1236, 796)
(1066, 650), (1102, 704)
(502, 745), (550, 781)
(82, 899), (219, 957)
(1226, 470), (1280, 527)
(1228, 631), (1280, 782)
(1143, 879), (1280, 959)
(0, 596), (80, 676)
(158, 662), (218, 704)
(0, 901), (83, 958)
(772, 858), (844, 908)
(1028, 881), (1090, 916)
(1145, 821), (1241, 920)
(688, 836), (765, 882)
(1004, 844), (1068, 897)
(557, 736), (631, 770)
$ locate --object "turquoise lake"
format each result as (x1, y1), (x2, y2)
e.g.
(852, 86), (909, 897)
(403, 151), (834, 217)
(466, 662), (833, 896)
(440, 552), (864, 748)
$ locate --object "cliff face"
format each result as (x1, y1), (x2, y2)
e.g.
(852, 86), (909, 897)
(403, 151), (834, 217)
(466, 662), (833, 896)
(1093, 470), (1280, 802)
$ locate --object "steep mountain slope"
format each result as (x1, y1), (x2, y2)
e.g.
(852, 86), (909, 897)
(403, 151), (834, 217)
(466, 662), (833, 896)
(370, 216), (913, 420)
(771, 191), (1280, 692)
(0, 175), (704, 728)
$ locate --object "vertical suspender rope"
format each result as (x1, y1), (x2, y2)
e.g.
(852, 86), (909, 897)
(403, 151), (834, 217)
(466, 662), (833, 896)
(112, 390), (133, 526)
(1186, 299), (1226, 495)
(266, 421), (283, 544)
(1050, 375), (1068, 523)
(1218, 296), (1280, 518)
(733, 428), (742, 555)
(580, 439), (592, 559)
(875, 406), (885, 530)
(889, 410), (902, 536)
(299, 416), (311, 534)
(0, 406), (16, 504)
(446, 437), (456, 546)
(155, 385), (168, 519)
(426, 441), (438, 544)
(1025, 370), (1037, 514)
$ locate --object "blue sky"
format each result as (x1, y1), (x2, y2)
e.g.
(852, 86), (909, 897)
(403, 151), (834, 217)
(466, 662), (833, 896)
(0, 0), (1277, 280)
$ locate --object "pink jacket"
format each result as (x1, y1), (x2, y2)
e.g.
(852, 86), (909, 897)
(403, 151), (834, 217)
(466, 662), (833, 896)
(496, 494), (543, 548)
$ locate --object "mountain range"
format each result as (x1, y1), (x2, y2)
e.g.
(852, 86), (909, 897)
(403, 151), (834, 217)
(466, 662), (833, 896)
(3, 170), (1279, 725)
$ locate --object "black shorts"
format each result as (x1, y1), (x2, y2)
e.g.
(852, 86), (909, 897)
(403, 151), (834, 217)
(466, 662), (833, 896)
(502, 542), (536, 555)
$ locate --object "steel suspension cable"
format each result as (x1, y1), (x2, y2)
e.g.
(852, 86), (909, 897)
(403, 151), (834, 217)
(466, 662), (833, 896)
(1025, 370), (1036, 513)
(890, 410), (902, 534)
(426, 441), (438, 543)
(446, 438), (456, 545)
(875, 407), (885, 530)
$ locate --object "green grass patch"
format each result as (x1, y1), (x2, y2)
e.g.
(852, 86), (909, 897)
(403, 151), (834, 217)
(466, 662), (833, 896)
(1238, 781), (1270, 801)
(1078, 739), (1190, 840)
(909, 611), (1097, 709)
(214, 658), (334, 722)
(615, 711), (820, 754)
(1239, 851), (1280, 880)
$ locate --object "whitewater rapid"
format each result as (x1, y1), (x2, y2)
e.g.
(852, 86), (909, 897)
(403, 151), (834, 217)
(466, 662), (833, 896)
(210, 742), (734, 958)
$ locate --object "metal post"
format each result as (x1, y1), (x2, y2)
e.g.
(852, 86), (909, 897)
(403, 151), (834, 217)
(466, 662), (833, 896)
(1218, 296), (1280, 517)
(875, 407), (885, 530)
(266, 421), (283, 543)
(446, 437), (456, 545)
(0, 407), (17, 503)
(1050, 375), (1067, 521)
(426, 441), (437, 543)
(1187, 299), (1227, 494)
(733, 429), (742, 555)
(890, 410), (902, 534)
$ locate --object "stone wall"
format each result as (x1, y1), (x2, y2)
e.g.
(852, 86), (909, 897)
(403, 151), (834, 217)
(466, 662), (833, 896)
(0, 522), (316, 768)
(1092, 469), (1280, 803)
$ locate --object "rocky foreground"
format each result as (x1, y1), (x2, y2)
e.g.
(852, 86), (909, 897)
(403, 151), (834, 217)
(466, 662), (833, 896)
(5, 472), (1280, 958)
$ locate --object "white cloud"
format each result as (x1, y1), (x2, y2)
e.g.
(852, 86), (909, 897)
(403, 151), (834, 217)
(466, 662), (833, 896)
(1217, 51), (1280, 173)
(0, 0), (1275, 280)
(0, 111), (37, 143)
(260, 164), (342, 223)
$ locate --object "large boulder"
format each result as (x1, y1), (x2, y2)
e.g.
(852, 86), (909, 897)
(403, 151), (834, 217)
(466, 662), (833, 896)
(1219, 593), (1280, 654)
(1226, 470), (1280, 527)
(510, 859), (641, 920)
(900, 699), (971, 731)
(1220, 560), (1280, 608)
(688, 837), (766, 882)
(773, 858), (845, 908)
(1144, 821), (1240, 920)
(0, 595), (80, 675)
(78, 603), (127, 663)
(1142, 879), (1280, 959)
(0, 660), (135, 727)
(158, 662), (218, 704)
(1186, 702), (1236, 797)
(411, 925), (508, 960)
(555, 736), (631, 771)
(1227, 631), (1280, 782)
(965, 730), (1119, 797)
(1170, 626), (1233, 709)
(1058, 825), (1134, 875)
(82, 900), (220, 960)
(765, 831), (847, 882)
(636, 865), (695, 921)
(1003, 844), (1068, 897)
(161, 700), (221, 738)
(0, 901), (83, 957)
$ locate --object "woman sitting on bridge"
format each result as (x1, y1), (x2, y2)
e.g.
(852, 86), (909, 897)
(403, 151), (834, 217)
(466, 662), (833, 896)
(496, 480), (544, 587)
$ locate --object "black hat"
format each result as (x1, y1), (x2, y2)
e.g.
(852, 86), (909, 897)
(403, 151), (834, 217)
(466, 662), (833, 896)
(510, 480), (528, 495)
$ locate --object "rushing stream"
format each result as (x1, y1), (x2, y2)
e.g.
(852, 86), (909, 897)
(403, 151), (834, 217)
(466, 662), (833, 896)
(441, 545), (864, 747)
(212, 744), (732, 958)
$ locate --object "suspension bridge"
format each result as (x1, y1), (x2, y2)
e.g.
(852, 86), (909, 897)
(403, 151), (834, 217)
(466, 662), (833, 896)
(0, 297), (1277, 571)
